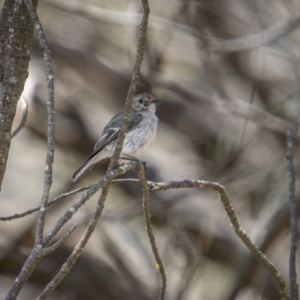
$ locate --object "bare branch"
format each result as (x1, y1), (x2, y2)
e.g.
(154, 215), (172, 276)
(42, 223), (77, 256)
(5, 249), (43, 300)
(5, 174), (290, 299)
(0, 179), (153, 222)
(5, 161), (139, 300)
(95, 176), (291, 298)
(23, 0), (55, 246)
(36, 160), (140, 300)
(0, 180), (151, 221)
(11, 96), (28, 138)
(149, 180), (289, 300)
(138, 166), (166, 300)
(0, 180), (152, 222)
(285, 117), (300, 300)
(0, 185), (92, 221)
(101, 176), (292, 298)
(113, 178), (150, 185)
(42, 162), (139, 247)
(36, 196), (107, 299)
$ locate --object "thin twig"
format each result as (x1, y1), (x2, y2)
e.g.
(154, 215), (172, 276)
(42, 223), (77, 256)
(149, 180), (289, 300)
(36, 186), (111, 300)
(11, 96), (28, 138)
(285, 116), (300, 300)
(0, 185), (92, 221)
(5, 224), (77, 300)
(113, 178), (152, 185)
(42, 162), (139, 247)
(138, 165), (166, 300)
(24, 0), (56, 246)
(107, 0), (150, 171)
(0, 179), (151, 222)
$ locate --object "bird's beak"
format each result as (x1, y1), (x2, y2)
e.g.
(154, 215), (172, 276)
(150, 98), (159, 103)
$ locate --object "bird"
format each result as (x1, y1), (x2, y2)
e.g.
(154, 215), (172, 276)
(72, 93), (159, 181)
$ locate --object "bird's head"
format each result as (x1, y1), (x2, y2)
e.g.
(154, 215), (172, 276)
(133, 93), (159, 113)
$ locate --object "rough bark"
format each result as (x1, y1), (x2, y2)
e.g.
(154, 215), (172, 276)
(0, 0), (37, 191)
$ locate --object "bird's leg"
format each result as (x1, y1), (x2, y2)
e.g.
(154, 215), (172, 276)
(120, 153), (147, 170)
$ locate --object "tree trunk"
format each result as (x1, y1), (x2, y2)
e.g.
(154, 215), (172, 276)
(0, 0), (38, 191)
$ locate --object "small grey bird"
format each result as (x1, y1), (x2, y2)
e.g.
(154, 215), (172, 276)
(73, 93), (159, 181)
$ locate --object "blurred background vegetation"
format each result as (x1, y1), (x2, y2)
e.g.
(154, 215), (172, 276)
(1, 0), (300, 299)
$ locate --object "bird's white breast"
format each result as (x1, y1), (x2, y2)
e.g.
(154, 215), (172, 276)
(122, 113), (158, 157)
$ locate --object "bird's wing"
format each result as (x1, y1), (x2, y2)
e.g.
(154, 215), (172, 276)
(93, 111), (142, 152)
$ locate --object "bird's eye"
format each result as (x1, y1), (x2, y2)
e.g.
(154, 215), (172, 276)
(138, 99), (143, 103)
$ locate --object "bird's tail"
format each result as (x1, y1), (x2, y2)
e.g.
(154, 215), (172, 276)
(73, 157), (95, 181)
